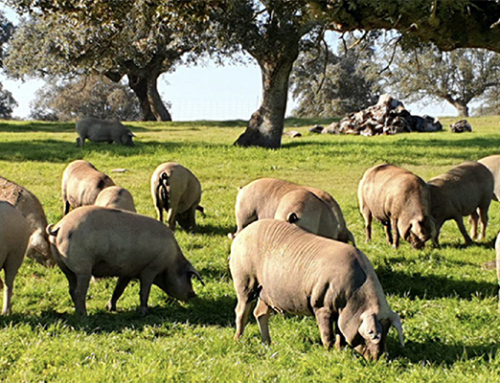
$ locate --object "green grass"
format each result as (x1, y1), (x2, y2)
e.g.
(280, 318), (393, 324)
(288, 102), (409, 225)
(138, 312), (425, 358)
(0, 116), (499, 382)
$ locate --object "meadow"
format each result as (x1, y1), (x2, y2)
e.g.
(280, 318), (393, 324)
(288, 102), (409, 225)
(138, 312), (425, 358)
(0, 116), (499, 382)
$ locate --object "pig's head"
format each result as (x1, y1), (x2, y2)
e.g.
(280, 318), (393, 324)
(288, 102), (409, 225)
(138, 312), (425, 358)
(154, 260), (204, 302)
(401, 216), (435, 250)
(26, 228), (56, 267)
(338, 308), (404, 361)
(121, 130), (135, 147)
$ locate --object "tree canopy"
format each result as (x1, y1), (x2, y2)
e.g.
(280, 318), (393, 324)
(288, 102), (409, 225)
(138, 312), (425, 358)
(5, 1), (213, 121)
(29, 75), (142, 121)
(290, 32), (381, 118)
(387, 44), (500, 117)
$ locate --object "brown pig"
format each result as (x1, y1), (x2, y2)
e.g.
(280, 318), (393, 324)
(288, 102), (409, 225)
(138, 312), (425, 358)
(95, 186), (136, 212)
(233, 178), (355, 244)
(61, 160), (115, 215)
(150, 162), (203, 231)
(428, 161), (493, 246)
(0, 201), (31, 314)
(229, 219), (404, 361)
(358, 164), (435, 249)
(47, 206), (203, 316)
(0, 176), (54, 266)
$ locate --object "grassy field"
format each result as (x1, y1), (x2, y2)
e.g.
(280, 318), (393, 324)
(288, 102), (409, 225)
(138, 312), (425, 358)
(0, 116), (499, 382)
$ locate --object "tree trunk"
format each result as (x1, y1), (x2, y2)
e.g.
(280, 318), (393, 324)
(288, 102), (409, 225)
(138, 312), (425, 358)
(127, 73), (172, 121)
(234, 59), (295, 149)
(450, 101), (470, 117)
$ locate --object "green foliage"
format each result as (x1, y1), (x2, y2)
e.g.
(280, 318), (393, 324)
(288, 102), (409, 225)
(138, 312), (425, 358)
(290, 31), (382, 118)
(0, 116), (499, 381)
(385, 43), (500, 117)
(29, 75), (142, 121)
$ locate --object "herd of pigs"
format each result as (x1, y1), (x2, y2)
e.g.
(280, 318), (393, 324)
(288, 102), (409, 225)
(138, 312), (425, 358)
(1, 118), (500, 362)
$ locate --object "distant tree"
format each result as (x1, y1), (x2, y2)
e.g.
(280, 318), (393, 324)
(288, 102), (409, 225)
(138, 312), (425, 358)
(0, 10), (16, 119)
(29, 75), (142, 121)
(290, 32), (381, 118)
(478, 87), (500, 116)
(387, 44), (500, 117)
(5, 2), (212, 121)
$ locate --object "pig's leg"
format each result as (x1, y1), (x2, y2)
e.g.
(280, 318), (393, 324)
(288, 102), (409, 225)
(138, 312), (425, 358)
(314, 307), (334, 349)
(107, 277), (132, 311)
(469, 211), (479, 240)
(454, 216), (473, 246)
(253, 299), (271, 344)
(478, 206), (489, 240)
(74, 274), (91, 316)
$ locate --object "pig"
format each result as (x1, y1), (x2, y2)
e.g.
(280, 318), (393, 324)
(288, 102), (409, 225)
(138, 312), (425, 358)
(230, 219), (404, 361)
(46, 206), (203, 316)
(75, 117), (135, 147)
(0, 201), (31, 314)
(428, 161), (494, 246)
(358, 164), (435, 249)
(0, 176), (54, 266)
(61, 160), (115, 215)
(233, 178), (355, 244)
(478, 155), (500, 201)
(273, 189), (348, 241)
(95, 186), (136, 212)
(150, 162), (203, 231)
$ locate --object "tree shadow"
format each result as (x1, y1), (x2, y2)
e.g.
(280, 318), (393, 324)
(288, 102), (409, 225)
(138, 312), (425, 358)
(0, 121), (150, 133)
(376, 267), (497, 300)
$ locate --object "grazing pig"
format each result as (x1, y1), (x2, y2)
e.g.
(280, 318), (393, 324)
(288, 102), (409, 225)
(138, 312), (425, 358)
(0, 176), (54, 266)
(150, 162), (203, 231)
(61, 160), (115, 215)
(0, 201), (31, 314)
(273, 189), (346, 241)
(478, 155), (500, 201)
(75, 117), (135, 147)
(230, 219), (404, 361)
(233, 178), (355, 244)
(46, 206), (203, 316)
(358, 164), (435, 249)
(428, 161), (494, 246)
(95, 186), (136, 212)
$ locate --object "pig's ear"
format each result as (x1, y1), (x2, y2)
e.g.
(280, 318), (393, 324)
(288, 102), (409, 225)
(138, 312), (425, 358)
(359, 313), (383, 344)
(189, 266), (205, 286)
(286, 212), (299, 224)
(390, 311), (405, 346)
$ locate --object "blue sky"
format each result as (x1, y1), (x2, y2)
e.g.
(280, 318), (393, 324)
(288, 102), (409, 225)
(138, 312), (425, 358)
(0, 5), (457, 121)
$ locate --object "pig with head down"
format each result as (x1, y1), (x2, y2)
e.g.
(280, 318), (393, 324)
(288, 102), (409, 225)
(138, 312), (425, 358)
(61, 160), (115, 215)
(0, 176), (54, 266)
(150, 162), (203, 231)
(0, 201), (31, 314)
(428, 160), (493, 246)
(95, 186), (136, 212)
(358, 164), (435, 249)
(233, 178), (355, 244)
(47, 206), (203, 316)
(230, 219), (404, 361)
(75, 117), (135, 147)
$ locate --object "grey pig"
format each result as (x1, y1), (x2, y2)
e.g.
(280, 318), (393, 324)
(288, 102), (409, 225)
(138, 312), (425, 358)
(61, 160), (115, 215)
(76, 117), (135, 147)
(0, 201), (31, 314)
(47, 206), (203, 316)
(358, 164), (435, 249)
(0, 176), (54, 266)
(232, 178), (355, 244)
(230, 219), (404, 361)
(428, 161), (494, 246)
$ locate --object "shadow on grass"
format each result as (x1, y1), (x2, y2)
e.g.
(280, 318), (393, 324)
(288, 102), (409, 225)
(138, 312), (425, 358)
(0, 139), (197, 163)
(0, 121), (151, 133)
(394, 339), (498, 366)
(0, 293), (236, 334)
(196, 222), (236, 237)
(376, 267), (497, 300)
